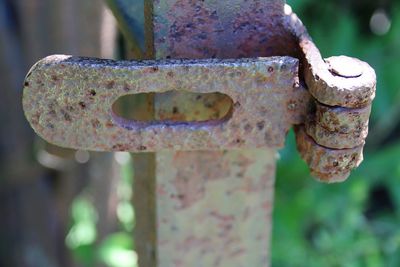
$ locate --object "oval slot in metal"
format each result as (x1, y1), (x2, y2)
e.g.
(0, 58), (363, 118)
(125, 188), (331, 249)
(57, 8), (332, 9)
(112, 91), (233, 125)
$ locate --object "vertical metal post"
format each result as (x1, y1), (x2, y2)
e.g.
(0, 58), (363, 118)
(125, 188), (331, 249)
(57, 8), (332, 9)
(135, 1), (283, 266)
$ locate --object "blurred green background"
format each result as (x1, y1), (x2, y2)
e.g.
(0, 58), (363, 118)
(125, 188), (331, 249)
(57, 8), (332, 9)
(1, 0), (399, 266)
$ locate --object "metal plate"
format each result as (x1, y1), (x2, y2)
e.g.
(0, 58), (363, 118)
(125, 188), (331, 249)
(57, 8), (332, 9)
(23, 55), (309, 152)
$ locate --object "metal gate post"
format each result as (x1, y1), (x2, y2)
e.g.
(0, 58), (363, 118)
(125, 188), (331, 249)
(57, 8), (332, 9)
(150, 2), (281, 266)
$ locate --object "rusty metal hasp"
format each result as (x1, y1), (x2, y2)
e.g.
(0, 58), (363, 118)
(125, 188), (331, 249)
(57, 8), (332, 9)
(22, 4), (376, 183)
(23, 56), (306, 151)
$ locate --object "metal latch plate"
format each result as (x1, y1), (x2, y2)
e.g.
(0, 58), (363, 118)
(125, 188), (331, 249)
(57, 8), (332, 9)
(23, 55), (309, 152)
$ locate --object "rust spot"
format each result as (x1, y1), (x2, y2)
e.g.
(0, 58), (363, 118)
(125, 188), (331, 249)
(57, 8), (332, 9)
(257, 121), (265, 131)
(48, 109), (56, 116)
(138, 145), (147, 151)
(123, 83), (130, 92)
(106, 81), (115, 89)
(105, 121), (114, 128)
(90, 90), (97, 96)
(91, 119), (101, 129)
(235, 138), (244, 144)
(60, 109), (71, 122)
(112, 144), (128, 151)
(244, 123), (252, 132)
(64, 112), (71, 122)
(31, 112), (40, 124)
(78, 101), (86, 109)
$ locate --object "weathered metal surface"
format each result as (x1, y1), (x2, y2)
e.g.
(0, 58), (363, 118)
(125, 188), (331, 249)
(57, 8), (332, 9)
(22, 1), (377, 184)
(128, 2), (376, 184)
(23, 55), (307, 152)
(152, 0), (298, 60)
(284, 10), (376, 181)
(305, 55), (376, 109)
(151, 1), (286, 267)
(157, 150), (275, 267)
(314, 101), (371, 134)
(305, 120), (368, 149)
(285, 12), (377, 109)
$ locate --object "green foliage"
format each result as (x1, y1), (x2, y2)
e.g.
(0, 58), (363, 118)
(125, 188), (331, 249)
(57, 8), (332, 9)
(67, 154), (137, 267)
(98, 233), (138, 267)
(66, 197), (98, 266)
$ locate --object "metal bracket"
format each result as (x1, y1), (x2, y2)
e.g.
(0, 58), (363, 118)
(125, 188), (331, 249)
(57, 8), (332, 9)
(23, 4), (376, 183)
(23, 55), (309, 151)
